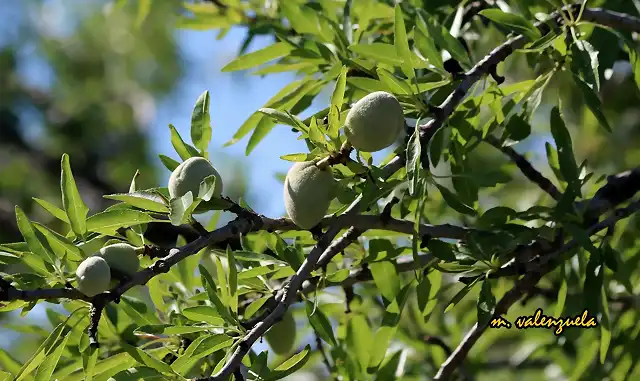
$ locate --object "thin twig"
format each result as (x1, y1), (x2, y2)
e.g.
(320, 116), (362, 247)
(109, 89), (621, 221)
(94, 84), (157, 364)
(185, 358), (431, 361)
(424, 336), (474, 381)
(485, 135), (562, 200)
(315, 334), (335, 376)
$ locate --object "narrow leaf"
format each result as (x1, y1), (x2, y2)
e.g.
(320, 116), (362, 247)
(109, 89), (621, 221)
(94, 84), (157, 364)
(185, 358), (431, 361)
(191, 90), (212, 154)
(479, 9), (541, 41)
(222, 42), (294, 72)
(60, 154), (89, 237)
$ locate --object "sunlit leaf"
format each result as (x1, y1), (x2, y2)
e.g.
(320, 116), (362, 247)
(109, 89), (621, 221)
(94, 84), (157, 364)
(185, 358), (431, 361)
(60, 154), (89, 238)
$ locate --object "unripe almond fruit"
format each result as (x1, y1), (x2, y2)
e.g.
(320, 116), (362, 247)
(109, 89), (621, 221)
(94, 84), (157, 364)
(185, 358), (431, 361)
(168, 157), (223, 206)
(76, 256), (111, 297)
(99, 243), (140, 277)
(344, 91), (404, 152)
(265, 311), (297, 355)
(284, 161), (335, 229)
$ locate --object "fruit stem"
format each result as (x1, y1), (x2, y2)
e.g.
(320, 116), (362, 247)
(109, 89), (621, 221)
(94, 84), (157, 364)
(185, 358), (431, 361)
(316, 141), (353, 170)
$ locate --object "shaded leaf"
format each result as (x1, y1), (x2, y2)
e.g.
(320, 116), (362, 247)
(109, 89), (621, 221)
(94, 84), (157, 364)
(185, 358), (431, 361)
(479, 9), (541, 41)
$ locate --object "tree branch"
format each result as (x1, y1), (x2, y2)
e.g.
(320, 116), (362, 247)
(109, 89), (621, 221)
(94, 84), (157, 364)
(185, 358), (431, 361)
(484, 135), (562, 201)
(2, 5), (640, 379)
(433, 199), (640, 380)
(418, 5), (640, 160)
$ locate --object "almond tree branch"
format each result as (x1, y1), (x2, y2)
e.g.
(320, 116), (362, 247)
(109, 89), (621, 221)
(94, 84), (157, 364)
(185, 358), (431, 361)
(484, 135), (562, 201)
(418, 5), (640, 152)
(478, 167), (640, 281)
(433, 199), (640, 380)
(0, 213), (471, 302)
(2, 5), (639, 379)
(200, 6), (640, 378)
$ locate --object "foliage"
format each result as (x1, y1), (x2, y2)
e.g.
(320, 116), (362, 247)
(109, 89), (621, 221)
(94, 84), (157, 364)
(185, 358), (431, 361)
(2, 1), (640, 381)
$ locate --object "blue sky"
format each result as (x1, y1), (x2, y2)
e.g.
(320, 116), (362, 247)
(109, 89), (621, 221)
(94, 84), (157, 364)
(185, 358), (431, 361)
(157, 26), (317, 218)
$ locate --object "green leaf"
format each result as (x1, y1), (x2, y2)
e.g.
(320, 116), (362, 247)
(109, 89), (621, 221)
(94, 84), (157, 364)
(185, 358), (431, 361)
(346, 314), (372, 375)
(82, 345), (98, 381)
(445, 278), (479, 313)
(171, 335), (233, 376)
(549, 106), (579, 189)
(406, 122), (422, 196)
(265, 345), (312, 381)
(374, 350), (403, 381)
(545, 142), (563, 183)
(14, 313), (76, 381)
(0, 349), (21, 375)
(120, 297), (162, 326)
(121, 342), (180, 378)
(60, 154), (89, 238)
(244, 296), (271, 319)
(394, 4), (414, 80)
(599, 286), (611, 364)
(376, 67), (413, 95)
(624, 41), (640, 91)
(368, 283), (412, 372)
(32, 222), (84, 261)
(86, 209), (157, 234)
(281, 2), (334, 43)
(571, 39), (600, 92)
(414, 22), (445, 73)
(427, 240), (456, 262)
(158, 154), (180, 172)
(33, 198), (69, 224)
(55, 351), (141, 381)
(169, 124), (200, 161)
(435, 183), (476, 215)
(477, 280), (496, 326)
(128, 169), (140, 193)
(15, 206), (56, 265)
(182, 306), (225, 326)
(519, 31), (560, 53)
(198, 175), (219, 202)
(191, 90), (212, 154)
(257, 108), (309, 134)
(369, 260), (399, 303)
(169, 192), (198, 226)
(225, 79), (308, 147)
(428, 126), (448, 168)
(328, 66), (348, 137)
(554, 263), (568, 316)
(349, 43), (403, 66)
(347, 77), (392, 93)
(479, 9), (541, 41)
(134, 0), (151, 28)
(417, 270), (442, 321)
(572, 74), (611, 132)
(227, 246), (238, 314)
(104, 192), (168, 213)
(225, 113), (262, 148)
(199, 265), (237, 325)
(222, 42), (294, 72)
(504, 113), (531, 141)
(420, 13), (470, 68)
(135, 324), (214, 335)
(34, 334), (69, 381)
(245, 115), (276, 156)
(570, 339), (599, 381)
(305, 301), (337, 347)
